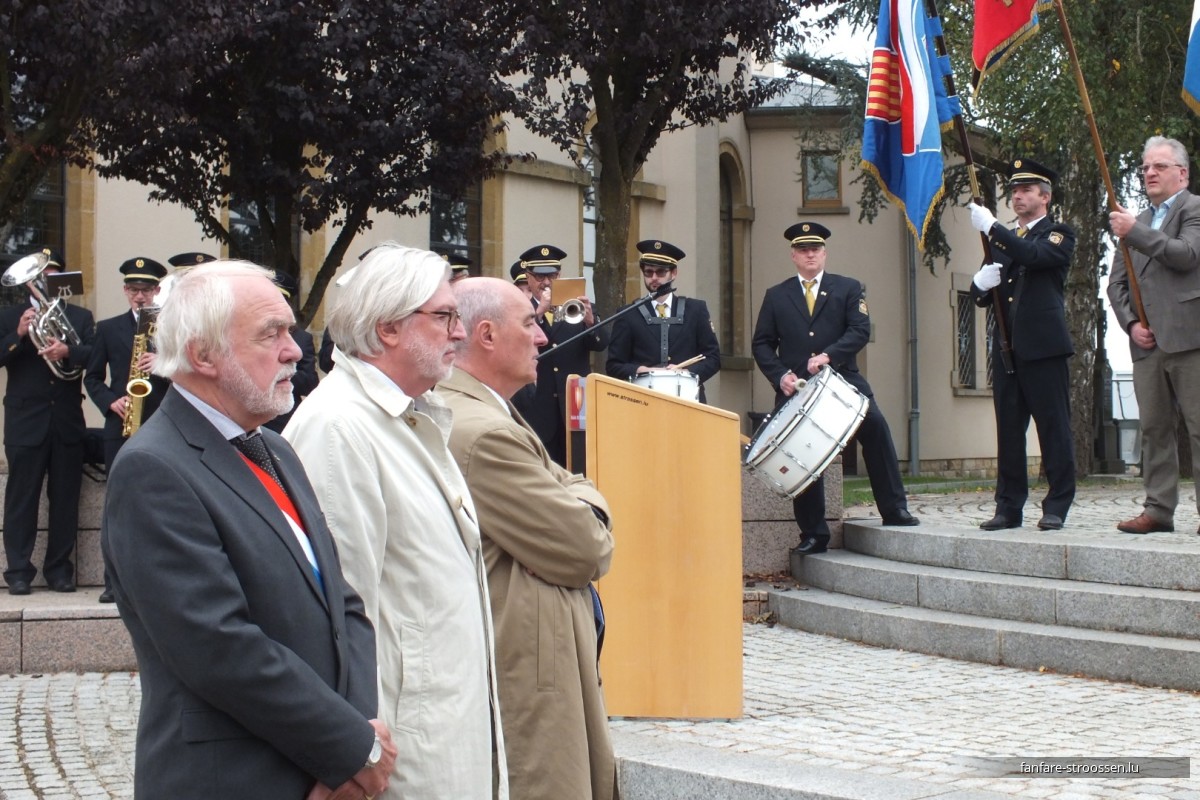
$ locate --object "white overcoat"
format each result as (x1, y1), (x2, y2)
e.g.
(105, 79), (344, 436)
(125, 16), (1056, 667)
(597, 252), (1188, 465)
(284, 351), (506, 799)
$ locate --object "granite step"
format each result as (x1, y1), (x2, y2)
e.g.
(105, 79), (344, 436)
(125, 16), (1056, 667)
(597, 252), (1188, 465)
(844, 521), (1200, 591)
(796, 550), (1200, 640)
(768, 586), (1200, 691)
(0, 587), (135, 674)
(613, 731), (1011, 800)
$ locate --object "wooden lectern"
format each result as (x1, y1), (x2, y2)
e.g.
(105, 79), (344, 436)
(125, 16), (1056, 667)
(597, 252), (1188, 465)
(585, 374), (743, 718)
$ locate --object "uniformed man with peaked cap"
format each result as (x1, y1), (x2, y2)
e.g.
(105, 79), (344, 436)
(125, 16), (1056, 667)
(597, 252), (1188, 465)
(752, 222), (918, 556)
(510, 244), (607, 468)
(605, 239), (720, 402)
(968, 157), (1076, 531)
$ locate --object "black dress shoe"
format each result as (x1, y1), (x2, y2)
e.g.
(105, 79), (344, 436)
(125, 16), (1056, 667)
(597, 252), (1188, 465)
(1037, 514), (1064, 531)
(980, 514), (1021, 531)
(792, 538), (829, 556)
(98, 590), (115, 604)
(882, 509), (919, 526)
(7, 579), (31, 596)
(49, 578), (76, 593)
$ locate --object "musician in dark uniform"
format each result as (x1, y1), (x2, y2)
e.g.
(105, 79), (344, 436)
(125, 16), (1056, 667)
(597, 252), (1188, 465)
(606, 239), (721, 402)
(968, 158), (1076, 531)
(752, 223), (918, 557)
(84, 257), (170, 602)
(85, 258), (171, 470)
(1, 249), (95, 595)
(510, 244), (608, 468)
(264, 270), (318, 433)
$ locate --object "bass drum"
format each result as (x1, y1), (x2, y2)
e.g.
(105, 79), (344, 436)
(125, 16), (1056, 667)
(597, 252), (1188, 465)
(743, 366), (868, 498)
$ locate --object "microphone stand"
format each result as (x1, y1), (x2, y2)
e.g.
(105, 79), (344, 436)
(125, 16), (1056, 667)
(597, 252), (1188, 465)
(536, 281), (675, 361)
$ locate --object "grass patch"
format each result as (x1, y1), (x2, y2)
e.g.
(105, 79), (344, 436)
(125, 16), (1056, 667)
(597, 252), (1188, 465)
(842, 474), (1141, 508)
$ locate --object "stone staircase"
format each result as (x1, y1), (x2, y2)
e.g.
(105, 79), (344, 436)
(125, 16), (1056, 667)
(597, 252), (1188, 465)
(774, 520), (1200, 691)
(0, 467), (135, 674)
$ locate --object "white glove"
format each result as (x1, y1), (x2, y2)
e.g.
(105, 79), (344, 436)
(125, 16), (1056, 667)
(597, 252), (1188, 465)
(969, 203), (997, 234)
(972, 262), (1003, 291)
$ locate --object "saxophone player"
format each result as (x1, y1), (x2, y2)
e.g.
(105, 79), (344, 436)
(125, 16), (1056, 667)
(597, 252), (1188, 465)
(84, 257), (168, 603)
(1, 249), (95, 597)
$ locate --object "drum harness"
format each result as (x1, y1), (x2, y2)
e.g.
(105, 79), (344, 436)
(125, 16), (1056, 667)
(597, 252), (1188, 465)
(637, 296), (687, 366)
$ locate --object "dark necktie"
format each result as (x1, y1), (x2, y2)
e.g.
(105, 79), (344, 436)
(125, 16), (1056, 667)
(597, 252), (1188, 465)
(232, 432), (283, 489)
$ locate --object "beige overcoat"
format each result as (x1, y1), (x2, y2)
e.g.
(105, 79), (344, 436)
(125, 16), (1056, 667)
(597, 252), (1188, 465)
(438, 368), (617, 800)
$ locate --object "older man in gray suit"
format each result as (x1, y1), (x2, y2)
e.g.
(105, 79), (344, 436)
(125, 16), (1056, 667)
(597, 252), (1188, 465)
(1108, 136), (1200, 535)
(102, 261), (396, 799)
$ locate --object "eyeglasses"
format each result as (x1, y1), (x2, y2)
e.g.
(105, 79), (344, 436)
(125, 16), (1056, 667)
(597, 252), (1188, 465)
(413, 308), (461, 335)
(1138, 162), (1184, 175)
(641, 268), (673, 279)
(124, 285), (157, 296)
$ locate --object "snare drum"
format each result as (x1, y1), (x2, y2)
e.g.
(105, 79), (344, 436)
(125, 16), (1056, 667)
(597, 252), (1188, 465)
(743, 367), (868, 498)
(632, 368), (700, 403)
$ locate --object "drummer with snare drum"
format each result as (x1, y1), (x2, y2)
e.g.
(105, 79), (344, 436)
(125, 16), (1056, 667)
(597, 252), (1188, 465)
(605, 239), (721, 402)
(751, 222), (918, 556)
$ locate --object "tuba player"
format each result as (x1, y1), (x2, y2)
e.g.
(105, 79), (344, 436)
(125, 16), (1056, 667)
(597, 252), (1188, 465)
(1, 249), (95, 596)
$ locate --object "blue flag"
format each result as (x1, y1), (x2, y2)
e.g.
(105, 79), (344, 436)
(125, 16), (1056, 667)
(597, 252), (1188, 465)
(1185, 1), (1200, 114)
(861, 0), (963, 248)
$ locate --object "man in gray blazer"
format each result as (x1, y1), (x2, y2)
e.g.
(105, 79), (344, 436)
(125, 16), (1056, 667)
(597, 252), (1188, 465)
(1107, 136), (1200, 535)
(102, 261), (395, 799)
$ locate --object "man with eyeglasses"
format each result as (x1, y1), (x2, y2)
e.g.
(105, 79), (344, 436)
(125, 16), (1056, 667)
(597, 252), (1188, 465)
(968, 159), (1077, 532)
(605, 239), (721, 402)
(510, 244), (608, 468)
(1107, 136), (1200, 535)
(283, 243), (508, 799)
(85, 257), (170, 601)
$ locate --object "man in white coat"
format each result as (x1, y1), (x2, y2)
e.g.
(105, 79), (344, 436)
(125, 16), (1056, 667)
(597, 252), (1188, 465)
(283, 244), (506, 799)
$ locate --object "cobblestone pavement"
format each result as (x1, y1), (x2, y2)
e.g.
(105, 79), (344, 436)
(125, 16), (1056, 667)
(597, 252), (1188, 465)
(2, 482), (1198, 799)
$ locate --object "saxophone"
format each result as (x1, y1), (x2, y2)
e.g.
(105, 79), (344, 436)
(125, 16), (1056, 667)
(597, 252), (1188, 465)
(122, 307), (159, 438)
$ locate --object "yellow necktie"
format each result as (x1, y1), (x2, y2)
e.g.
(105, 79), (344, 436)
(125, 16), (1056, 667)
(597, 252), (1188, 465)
(803, 279), (817, 314)
(655, 302), (667, 318)
(1016, 226), (1027, 238)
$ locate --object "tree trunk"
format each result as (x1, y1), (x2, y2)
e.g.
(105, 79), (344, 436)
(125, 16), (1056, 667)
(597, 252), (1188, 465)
(593, 161), (633, 317)
(1060, 158), (1104, 478)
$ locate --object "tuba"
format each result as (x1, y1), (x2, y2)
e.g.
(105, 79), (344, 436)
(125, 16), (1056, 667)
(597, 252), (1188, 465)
(1, 251), (84, 380)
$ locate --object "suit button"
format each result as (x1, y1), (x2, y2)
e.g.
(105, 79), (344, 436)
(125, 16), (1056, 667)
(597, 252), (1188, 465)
(1008, 297), (1014, 303)
(553, 367), (559, 372)
(809, 332), (815, 337)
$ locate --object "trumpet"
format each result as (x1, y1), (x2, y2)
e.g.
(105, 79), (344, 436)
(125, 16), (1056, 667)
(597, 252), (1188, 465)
(1, 251), (84, 380)
(553, 298), (586, 325)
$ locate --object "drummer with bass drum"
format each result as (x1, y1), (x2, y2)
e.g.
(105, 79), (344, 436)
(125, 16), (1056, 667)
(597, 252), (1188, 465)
(606, 239), (721, 403)
(751, 222), (917, 556)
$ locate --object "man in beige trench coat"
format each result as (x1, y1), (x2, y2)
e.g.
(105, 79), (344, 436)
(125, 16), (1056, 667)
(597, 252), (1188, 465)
(439, 277), (617, 800)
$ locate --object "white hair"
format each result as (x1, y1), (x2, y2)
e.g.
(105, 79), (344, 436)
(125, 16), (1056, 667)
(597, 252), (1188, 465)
(152, 260), (274, 379)
(1144, 136), (1189, 168)
(328, 242), (450, 358)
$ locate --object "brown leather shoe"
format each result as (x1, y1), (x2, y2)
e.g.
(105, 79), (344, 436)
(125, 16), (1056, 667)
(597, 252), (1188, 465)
(1116, 513), (1174, 534)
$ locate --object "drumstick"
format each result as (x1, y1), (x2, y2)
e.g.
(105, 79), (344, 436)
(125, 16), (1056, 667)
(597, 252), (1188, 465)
(672, 354), (706, 370)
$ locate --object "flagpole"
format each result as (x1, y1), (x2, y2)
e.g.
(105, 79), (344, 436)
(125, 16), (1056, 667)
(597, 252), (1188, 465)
(1051, 0), (1149, 326)
(924, 0), (1016, 374)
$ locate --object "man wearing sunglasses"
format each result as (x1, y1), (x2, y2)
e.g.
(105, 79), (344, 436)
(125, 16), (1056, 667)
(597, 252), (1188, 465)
(1107, 136), (1200, 536)
(605, 239), (721, 402)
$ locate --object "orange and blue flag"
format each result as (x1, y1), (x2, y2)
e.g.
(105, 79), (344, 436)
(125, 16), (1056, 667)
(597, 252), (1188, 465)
(861, 0), (961, 247)
(1185, 0), (1200, 114)
(972, 0), (1052, 89)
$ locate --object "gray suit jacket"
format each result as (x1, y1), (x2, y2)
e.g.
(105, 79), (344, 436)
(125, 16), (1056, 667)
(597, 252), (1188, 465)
(102, 387), (378, 799)
(1107, 189), (1200, 360)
